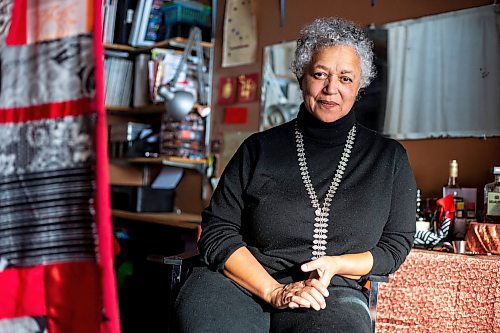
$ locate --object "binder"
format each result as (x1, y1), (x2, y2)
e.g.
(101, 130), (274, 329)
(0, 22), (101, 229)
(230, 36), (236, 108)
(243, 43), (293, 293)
(114, 0), (138, 44)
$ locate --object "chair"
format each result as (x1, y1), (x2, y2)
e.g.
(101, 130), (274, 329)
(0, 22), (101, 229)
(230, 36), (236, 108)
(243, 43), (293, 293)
(147, 251), (388, 333)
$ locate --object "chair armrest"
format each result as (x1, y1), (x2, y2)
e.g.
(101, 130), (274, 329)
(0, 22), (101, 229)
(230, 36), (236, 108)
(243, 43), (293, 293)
(147, 249), (200, 266)
(367, 274), (389, 283)
(145, 250), (201, 333)
(366, 274), (388, 333)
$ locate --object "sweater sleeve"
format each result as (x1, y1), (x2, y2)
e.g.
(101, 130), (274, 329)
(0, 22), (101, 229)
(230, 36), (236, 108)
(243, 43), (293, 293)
(369, 149), (417, 275)
(198, 139), (253, 271)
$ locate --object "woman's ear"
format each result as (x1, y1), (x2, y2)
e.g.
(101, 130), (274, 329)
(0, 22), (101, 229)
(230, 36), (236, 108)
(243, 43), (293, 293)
(355, 88), (364, 101)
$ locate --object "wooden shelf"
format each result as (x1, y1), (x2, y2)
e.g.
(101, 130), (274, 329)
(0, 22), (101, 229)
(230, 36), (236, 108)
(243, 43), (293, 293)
(111, 156), (208, 172)
(106, 103), (207, 115)
(112, 209), (201, 230)
(104, 37), (213, 53)
(106, 104), (165, 114)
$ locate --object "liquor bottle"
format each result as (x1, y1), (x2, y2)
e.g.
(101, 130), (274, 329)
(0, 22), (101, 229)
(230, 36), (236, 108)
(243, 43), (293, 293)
(442, 160), (466, 239)
(483, 166), (500, 223)
(415, 189), (430, 231)
(443, 159), (460, 197)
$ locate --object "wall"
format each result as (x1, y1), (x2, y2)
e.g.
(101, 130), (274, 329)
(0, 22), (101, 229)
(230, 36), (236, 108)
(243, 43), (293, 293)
(210, 0), (500, 205)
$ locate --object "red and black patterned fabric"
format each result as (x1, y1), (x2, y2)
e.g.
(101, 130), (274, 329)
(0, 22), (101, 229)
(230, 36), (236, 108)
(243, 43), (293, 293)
(0, 1), (119, 332)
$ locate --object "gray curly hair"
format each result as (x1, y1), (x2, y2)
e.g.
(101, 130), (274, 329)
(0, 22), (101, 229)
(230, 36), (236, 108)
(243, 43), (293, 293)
(291, 17), (376, 89)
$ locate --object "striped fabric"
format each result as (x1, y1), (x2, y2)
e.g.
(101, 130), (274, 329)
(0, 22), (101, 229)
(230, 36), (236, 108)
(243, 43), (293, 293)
(0, 0), (119, 332)
(414, 217), (451, 247)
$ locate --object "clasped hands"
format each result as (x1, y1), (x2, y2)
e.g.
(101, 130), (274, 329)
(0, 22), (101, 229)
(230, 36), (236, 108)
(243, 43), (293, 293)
(267, 256), (338, 311)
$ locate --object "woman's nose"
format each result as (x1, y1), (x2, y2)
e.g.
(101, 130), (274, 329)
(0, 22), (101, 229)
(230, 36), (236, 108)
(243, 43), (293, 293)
(322, 76), (338, 94)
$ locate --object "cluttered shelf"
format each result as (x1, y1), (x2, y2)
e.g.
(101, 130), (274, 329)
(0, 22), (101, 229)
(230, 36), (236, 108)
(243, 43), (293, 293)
(112, 209), (201, 230)
(106, 104), (165, 114)
(111, 156), (208, 172)
(103, 37), (213, 53)
(106, 103), (207, 115)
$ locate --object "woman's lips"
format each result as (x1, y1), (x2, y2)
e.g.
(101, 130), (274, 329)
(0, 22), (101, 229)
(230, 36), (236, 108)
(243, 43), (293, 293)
(318, 100), (339, 108)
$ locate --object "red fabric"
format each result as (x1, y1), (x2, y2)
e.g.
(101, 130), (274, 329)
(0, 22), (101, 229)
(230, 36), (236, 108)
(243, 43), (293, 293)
(436, 193), (456, 227)
(377, 249), (500, 332)
(465, 222), (500, 254)
(0, 98), (94, 123)
(93, 0), (121, 331)
(0, 266), (46, 318)
(0, 1), (120, 332)
(5, 0), (27, 45)
(45, 262), (101, 333)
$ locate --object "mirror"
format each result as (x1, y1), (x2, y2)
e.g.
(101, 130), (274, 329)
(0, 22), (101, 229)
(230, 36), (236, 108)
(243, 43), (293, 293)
(259, 5), (500, 139)
(260, 41), (301, 131)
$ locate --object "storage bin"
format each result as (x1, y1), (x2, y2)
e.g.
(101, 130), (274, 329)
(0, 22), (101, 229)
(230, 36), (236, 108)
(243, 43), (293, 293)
(162, 2), (211, 28)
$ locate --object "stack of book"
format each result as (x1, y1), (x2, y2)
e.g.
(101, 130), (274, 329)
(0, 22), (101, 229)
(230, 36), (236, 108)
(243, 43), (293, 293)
(104, 50), (134, 106)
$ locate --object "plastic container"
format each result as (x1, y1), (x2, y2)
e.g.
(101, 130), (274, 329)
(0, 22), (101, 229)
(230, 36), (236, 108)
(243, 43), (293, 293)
(162, 2), (211, 28)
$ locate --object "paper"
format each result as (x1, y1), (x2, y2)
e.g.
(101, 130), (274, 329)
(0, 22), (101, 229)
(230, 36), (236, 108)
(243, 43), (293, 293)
(151, 166), (184, 189)
(222, 0), (257, 67)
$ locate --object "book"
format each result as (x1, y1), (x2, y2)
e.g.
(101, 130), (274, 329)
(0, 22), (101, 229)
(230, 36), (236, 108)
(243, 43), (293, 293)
(133, 53), (151, 107)
(129, 0), (146, 46)
(113, 0), (138, 44)
(135, 0), (170, 47)
(103, 0), (118, 43)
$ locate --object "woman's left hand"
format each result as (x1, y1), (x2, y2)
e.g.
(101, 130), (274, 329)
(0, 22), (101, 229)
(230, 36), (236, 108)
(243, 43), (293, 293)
(301, 252), (373, 287)
(300, 256), (339, 287)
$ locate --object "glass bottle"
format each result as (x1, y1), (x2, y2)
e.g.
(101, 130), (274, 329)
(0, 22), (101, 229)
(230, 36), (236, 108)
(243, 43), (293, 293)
(443, 159), (460, 197)
(442, 160), (466, 239)
(483, 166), (500, 223)
(415, 189), (430, 231)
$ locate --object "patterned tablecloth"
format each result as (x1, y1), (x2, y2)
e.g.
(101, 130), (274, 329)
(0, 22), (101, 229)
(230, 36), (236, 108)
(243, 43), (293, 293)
(376, 249), (500, 333)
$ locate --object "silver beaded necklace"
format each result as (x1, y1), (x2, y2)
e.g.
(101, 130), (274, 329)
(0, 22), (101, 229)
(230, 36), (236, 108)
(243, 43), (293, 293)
(294, 121), (357, 260)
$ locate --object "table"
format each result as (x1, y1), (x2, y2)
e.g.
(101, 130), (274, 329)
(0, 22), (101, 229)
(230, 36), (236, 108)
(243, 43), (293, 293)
(112, 209), (202, 230)
(376, 249), (500, 332)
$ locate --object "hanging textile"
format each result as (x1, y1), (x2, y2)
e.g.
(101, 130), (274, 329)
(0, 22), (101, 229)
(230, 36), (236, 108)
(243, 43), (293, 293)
(0, 0), (120, 333)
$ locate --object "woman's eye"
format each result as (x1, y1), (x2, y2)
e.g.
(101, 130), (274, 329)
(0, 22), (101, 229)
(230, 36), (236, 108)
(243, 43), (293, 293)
(313, 72), (328, 80)
(340, 76), (353, 83)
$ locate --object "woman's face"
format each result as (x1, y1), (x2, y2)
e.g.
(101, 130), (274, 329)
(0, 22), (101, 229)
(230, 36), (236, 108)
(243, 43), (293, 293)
(301, 45), (361, 123)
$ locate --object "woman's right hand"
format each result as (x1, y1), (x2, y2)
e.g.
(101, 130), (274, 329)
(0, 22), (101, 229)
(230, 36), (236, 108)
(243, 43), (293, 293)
(267, 279), (329, 311)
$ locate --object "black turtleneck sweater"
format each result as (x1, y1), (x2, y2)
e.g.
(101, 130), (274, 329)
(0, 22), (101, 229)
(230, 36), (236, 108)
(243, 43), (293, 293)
(199, 107), (416, 290)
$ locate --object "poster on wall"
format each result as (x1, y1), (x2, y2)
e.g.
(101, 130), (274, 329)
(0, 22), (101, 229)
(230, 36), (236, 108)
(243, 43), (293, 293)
(222, 0), (257, 67)
(218, 76), (237, 104)
(237, 73), (258, 103)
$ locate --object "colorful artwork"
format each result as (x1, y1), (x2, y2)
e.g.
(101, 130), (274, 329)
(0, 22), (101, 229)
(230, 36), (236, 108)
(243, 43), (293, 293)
(218, 76), (237, 104)
(237, 73), (258, 103)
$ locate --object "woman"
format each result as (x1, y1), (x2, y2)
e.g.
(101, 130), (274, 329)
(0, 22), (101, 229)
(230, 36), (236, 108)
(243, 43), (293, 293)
(176, 17), (416, 333)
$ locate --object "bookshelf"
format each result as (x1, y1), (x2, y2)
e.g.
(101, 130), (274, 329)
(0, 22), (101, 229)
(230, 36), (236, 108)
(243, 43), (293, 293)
(104, 36), (213, 53)
(104, 1), (215, 222)
(111, 156), (208, 173)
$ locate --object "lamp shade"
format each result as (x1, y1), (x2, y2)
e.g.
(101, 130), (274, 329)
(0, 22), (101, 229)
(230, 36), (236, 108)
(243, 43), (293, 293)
(158, 85), (195, 122)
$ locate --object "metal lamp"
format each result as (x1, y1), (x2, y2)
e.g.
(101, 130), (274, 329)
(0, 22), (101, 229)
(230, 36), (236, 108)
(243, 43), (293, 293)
(157, 26), (207, 122)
